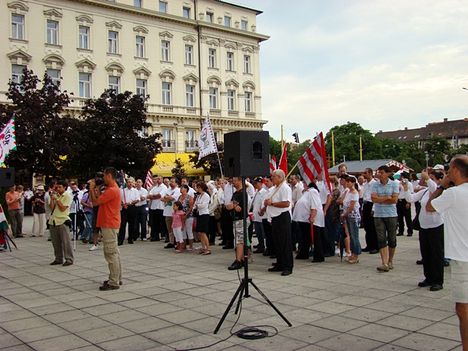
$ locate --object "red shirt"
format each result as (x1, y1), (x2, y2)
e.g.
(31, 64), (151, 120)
(96, 183), (121, 229)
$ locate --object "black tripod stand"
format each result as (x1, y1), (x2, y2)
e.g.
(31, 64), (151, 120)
(214, 176), (292, 334)
(0, 227), (18, 252)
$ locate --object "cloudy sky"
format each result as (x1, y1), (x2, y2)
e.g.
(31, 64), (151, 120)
(232, 0), (468, 141)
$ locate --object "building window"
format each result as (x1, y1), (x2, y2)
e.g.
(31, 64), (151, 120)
(224, 16), (231, 27)
(136, 78), (147, 96)
(186, 129), (197, 149)
(214, 130), (222, 143)
(209, 87), (218, 109)
(79, 72), (91, 98)
(183, 6), (191, 18)
(108, 30), (119, 54)
(11, 64), (26, 84)
(185, 84), (195, 107)
(227, 89), (236, 111)
(162, 128), (173, 149)
(226, 52), (234, 71)
(206, 11), (214, 23)
(108, 76), (120, 93)
(47, 20), (59, 45)
(208, 48), (216, 68)
(159, 1), (167, 13)
(162, 82), (172, 105)
(244, 55), (251, 73)
(185, 45), (193, 65)
(79, 26), (89, 49)
(241, 19), (248, 31)
(245, 91), (253, 112)
(134, 0), (142, 7)
(161, 40), (170, 61)
(11, 14), (25, 40)
(46, 69), (61, 86)
(136, 35), (145, 57)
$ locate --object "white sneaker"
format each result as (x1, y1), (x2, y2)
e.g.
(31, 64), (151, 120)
(142, 238), (147, 241)
(89, 244), (99, 251)
(335, 248), (340, 256)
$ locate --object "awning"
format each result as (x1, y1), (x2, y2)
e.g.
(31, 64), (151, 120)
(150, 153), (205, 177)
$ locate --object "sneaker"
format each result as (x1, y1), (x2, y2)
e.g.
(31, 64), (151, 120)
(228, 260), (244, 270)
(418, 280), (431, 287)
(377, 264), (390, 272)
(430, 284), (443, 292)
(142, 238), (147, 241)
(99, 283), (120, 291)
(335, 249), (341, 256)
(62, 261), (73, 266)
(89, 244), (99, 251)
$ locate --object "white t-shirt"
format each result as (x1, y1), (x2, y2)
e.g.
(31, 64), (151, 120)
(310, 188), (325, 228)
(135, 187), (148, 207)
(149, 183), (167, 210)
(362, 179), (376, 202)
(162, 187), (181, 217)
(121, 187), (139, 206)
(316, 180), (330, 205)
(266, 182), (292, 219)
(431, 183), (468, 262)
(252, 188), (267, 222)
(343, 190), (360, 219)
(195, 192), (210, 216)
(404, 179), (442, 229)
(292, 190), (312, 223)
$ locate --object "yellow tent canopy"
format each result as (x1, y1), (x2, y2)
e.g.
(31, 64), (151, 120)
(151, 153), (205, 177)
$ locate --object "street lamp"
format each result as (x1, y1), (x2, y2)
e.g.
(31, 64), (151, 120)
(173, 122), (178, 161)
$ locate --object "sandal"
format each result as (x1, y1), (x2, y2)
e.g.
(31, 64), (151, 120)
(201, 250), (211, 255)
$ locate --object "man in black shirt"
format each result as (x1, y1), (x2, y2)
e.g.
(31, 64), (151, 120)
(226, 177), (249, 270)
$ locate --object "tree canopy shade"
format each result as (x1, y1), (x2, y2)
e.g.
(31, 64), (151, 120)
(189, 142), (224, 178)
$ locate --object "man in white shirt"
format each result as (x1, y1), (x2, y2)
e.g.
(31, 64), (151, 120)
(427, 155), (468, 350)
(181, 177), (196, 197)
(147, 176), (167, 242)
(118, 177), (140, 245)
(290, 175), (304, 207)
(220, 178), (235, 249)
(162, 177), (181, 248)
(252, 177), (267, 253)
(264, 169), (293, 276)
(135, 179), (148, 241)
(397, 172), (414, 237)
(68, 181), (84, 239)
(361, 168), (378, 254)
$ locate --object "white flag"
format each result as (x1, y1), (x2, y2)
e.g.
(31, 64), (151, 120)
(0, 116), (16, 165)
(198, 116), (218, 161)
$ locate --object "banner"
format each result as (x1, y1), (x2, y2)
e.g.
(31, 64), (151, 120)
(198, 116), (218, 161)
(0, 116), (16, 166)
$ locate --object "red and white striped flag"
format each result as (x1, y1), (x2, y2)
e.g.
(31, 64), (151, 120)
(269, 155), (277, 174)
(278, 143), (288, 175)
(144, 170), (154, 189)
(297, 132), (332, 192)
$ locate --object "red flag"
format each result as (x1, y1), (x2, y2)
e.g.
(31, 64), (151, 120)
(269, 155), (277, 175)
(278, 143), (288, 174)
(297, 133), (332, 193)
(144, 170), (154, 189)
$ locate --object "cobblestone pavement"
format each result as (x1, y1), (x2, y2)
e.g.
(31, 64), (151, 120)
(0, 217), (462, 351)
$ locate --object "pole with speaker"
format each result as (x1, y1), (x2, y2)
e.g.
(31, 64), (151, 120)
(213, 130), (292, 334)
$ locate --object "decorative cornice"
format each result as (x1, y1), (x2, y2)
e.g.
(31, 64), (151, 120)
(225, 79), (239, 88)
(182, 34), (196, 43)
(183, 73), (198, 83)
(43, 54), (65, 68)
(7, 49), (31, 63)
(133, 25), (149, 34)
(75, 58), (96, 70)
(43, 8), (63, 18)
(159, 69), (175, 80)
(207, 75), (221, 85)
(7, 1), (28, 12)
(105, 20), (122, 29)
(76, 14), (93, 23)
(133, 66), (152, 77)
(159, 31), (173, 39)
(105, 62), (124, 73)
(242, 80), (256, 90)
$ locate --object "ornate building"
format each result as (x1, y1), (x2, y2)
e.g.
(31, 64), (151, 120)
(0, 0), (269, 175)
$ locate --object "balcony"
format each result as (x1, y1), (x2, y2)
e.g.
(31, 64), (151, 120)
(161, 139), (176, 152)
(185, 140), (198, 152)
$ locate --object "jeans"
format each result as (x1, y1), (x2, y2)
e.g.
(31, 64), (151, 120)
(254, 221), (265, 249)
(136, 206), (148, 239)
(81, 212), (94, 241)
(347, 217), (361, 255)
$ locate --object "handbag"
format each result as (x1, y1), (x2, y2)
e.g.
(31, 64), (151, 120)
(412, 189), (428, 231)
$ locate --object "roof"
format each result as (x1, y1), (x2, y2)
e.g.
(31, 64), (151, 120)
(376, 118), (468, 142)
(328, 159), (412, 174)
(216, 0), (263, 15)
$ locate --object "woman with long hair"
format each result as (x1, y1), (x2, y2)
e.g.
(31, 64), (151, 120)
(179, 184), (194, 251)
(194, 181), (211, 255)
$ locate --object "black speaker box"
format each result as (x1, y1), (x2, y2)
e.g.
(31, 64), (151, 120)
(0, 168), (15, 187)
(224, 131), (270, 177)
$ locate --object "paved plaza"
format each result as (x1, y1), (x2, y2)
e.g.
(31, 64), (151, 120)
(0, 217), (462, 351)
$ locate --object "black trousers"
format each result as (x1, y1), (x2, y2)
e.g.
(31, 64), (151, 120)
(150, 209), (165, 240)
(262, 219), (274, 253)
(69, 212), (84, 239)
(271, 211), (293, 272)
(362, 201), (378, 250)
(208, 216), (217, 244)
(420, 225), (444, 286)
(221, 207), (233, 246)
(297, 222), (311, 258)
(297, 222), (324, 261)
(118, 205), (137, 244)
(397, 199), (413, 235)
(136, 206), (148, 240)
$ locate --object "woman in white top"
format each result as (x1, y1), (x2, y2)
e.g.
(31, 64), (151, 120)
(403, 170), (444, 291)
(194, 181), (211, 255)
(207, 181), (220, 245)
(341, 176), (361, 264)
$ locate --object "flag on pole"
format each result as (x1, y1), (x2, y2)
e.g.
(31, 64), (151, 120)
(0, 116), (17, 166)
(198, 116), (218, 161)
(278, 143), (288, 174)
(144, 170), (153, 189)
(269, 155), (277, 175)
(297, 132), (332, 192)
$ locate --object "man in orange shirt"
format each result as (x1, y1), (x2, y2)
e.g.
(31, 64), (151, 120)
(5, 185), (23, 238)
(89, 167), (122, 291)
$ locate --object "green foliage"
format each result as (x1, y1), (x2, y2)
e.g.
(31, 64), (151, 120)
(171, 158), (186, 179)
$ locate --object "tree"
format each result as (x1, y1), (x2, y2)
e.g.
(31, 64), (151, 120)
(189, 142), (224, 178)
(0, 69), (71, 181)
(269, 136), (282, 159)
(76, 90), (161, 179)
(171, 158), (186, 179)
(424, 137), (451, 166)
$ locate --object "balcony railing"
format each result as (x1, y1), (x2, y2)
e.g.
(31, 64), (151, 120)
(185, 140), (198, 152)
(161, 139), (176, 152)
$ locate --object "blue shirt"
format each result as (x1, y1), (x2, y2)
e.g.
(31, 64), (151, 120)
(371, 180), (399, 218)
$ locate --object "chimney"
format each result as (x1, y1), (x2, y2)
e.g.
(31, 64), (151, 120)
(404, 127), (408, 130)
(444, 118), (448, 122)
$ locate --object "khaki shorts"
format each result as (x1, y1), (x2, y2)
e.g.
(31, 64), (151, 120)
(234, 219), (250, 245)
(451, 260), (468, 303)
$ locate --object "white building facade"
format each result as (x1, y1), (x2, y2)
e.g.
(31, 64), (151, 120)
(0, 0), (268, 165)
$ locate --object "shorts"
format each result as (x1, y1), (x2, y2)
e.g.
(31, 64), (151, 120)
(196, 214), (209, 233)
(451, 260), (468, 303)
(234, 219), (250, 245)
(374, 217), (397, 249)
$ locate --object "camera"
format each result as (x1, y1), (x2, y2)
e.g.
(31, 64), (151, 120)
(94, 172), (105, 187)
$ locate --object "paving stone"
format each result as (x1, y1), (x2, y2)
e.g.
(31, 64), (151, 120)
(377, 314), (434, 332)
(309, 314), (369, 332)
(28, 334), (90, 351)
(400, 306), (455, 322)
(60, 316), (112, 333)
(392, 332), (460, 351)
(418, 322), (461, 342)
(79, 325), (134, 344)
(11, 325), (69, 343)
(120, 316), (172, 333)
(98, 335), (158, 351)
(316, 333), (384, 351)
(348, 323), (411, 343)
(143, 325), (201, 345)
(0, 316), (51, 332)
(280, 324), (339, 344)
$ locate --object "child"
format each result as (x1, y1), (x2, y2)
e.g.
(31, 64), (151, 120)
(172, 201), (186, 253)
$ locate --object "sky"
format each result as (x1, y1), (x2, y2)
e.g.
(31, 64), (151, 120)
(231, 0), (468, 141)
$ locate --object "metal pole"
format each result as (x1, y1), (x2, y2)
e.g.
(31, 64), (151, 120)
(216, 151), (224, 178)
(331, 131), (336, 166)
(359, 135), (363, 161)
